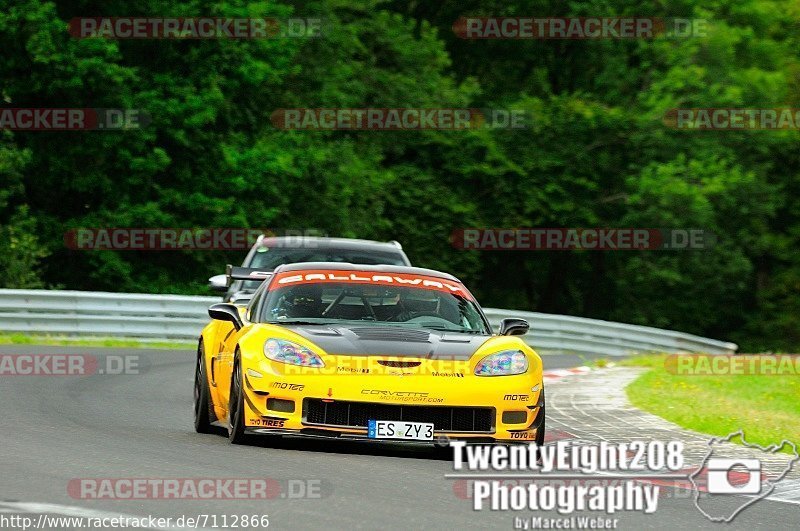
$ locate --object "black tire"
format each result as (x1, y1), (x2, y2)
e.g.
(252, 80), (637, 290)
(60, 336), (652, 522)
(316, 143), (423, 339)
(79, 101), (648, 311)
(194, 341), (216, 434)
(535, 411), (546, 447)
(536, 389), (547, 446)
(227, 354), (248, 444)
(534, 389), (546, 457)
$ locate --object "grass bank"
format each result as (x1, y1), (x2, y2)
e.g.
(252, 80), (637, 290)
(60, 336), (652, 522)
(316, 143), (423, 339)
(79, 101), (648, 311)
(621, 354), (800, 451)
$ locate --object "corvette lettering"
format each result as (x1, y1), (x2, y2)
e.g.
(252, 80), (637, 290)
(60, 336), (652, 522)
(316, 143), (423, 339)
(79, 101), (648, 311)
(273, 270), (472, 299)
(361, 390), (429, 398)
(360, 390), (444, 403)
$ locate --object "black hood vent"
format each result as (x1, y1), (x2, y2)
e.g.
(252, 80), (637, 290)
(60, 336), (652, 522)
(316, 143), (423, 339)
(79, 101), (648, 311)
(376, 360), (422, 368)
(285, 325), (490, 359)
(348, 327), (431, 343)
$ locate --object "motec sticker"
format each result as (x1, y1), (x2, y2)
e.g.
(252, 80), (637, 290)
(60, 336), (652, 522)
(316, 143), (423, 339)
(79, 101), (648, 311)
(270, 382), (305, 391)
(503, 394), (529, 401)
(272, 270), (473, 299)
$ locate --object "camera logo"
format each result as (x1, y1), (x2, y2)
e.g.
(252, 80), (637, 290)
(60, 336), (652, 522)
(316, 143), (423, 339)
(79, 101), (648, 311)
(690, 430), (799, 523)
(706, 458), (761, 494)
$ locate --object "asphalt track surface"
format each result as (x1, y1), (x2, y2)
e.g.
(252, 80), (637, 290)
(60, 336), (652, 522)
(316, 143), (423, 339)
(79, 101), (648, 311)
(1, 345), (797, 530)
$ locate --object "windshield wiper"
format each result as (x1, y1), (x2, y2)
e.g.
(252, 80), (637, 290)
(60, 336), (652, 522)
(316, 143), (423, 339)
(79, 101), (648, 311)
(266, 320), (337, 326)
(418, 325), (483, 334)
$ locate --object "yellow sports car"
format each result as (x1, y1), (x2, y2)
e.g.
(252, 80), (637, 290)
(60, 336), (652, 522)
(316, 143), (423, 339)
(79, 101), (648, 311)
(194, 263), (545, 445)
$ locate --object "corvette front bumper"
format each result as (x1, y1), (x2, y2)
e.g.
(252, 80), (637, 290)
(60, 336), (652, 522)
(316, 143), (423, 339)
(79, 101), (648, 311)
(239, 368), (545, 443)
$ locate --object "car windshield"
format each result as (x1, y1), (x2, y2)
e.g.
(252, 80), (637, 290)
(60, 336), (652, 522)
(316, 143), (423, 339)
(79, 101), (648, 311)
(259, 272), (490, 334)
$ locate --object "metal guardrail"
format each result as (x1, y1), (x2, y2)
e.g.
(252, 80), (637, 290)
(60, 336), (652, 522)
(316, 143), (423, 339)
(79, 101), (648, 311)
(0, 289), (738, 356)
(482, 309), (737, 356)
(0, 290), (215, 341)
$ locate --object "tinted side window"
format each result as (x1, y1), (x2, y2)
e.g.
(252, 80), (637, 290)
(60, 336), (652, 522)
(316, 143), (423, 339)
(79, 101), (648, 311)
(246, 286), (266, 322)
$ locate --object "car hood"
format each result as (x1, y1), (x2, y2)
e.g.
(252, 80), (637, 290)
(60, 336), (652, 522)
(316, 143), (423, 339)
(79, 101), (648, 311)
(285, 325), (492, 360)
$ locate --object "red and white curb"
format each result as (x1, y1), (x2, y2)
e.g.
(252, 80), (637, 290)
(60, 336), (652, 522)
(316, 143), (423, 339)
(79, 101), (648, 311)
(542, 364), (614, 383)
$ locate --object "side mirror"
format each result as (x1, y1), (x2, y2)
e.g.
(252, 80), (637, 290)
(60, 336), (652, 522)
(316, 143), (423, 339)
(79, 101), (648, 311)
(499, 318), (529, 336)
(208, 274), (228, 293)
(208, 303), (244, 330)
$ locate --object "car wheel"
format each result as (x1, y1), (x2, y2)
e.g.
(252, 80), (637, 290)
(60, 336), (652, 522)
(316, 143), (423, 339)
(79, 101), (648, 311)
(194, 341), (216, 434)
(227, 354), (248, 444)
(535, 389), (546, 448)
(535, 413), (546, 446)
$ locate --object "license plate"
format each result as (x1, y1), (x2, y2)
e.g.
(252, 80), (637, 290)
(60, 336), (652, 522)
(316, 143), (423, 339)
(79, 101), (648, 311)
(367, 420), (434, 441)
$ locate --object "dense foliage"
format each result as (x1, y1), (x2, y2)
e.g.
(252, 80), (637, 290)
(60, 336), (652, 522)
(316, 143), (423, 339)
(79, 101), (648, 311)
(1, 0), (799, 350)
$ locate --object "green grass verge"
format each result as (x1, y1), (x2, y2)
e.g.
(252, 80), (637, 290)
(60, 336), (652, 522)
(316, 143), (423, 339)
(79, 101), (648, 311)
(622, 354), (800, 451)
(0, 333), (192, 350)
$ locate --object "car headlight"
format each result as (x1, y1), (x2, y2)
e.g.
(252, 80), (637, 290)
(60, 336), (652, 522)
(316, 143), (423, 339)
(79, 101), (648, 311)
(474, 349), (528, 376)
(264, 338), (325, 367)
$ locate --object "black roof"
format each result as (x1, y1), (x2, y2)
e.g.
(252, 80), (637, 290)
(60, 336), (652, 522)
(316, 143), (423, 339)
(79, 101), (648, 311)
(259, 236), (403, 252)
(273, 262), (462, 283)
